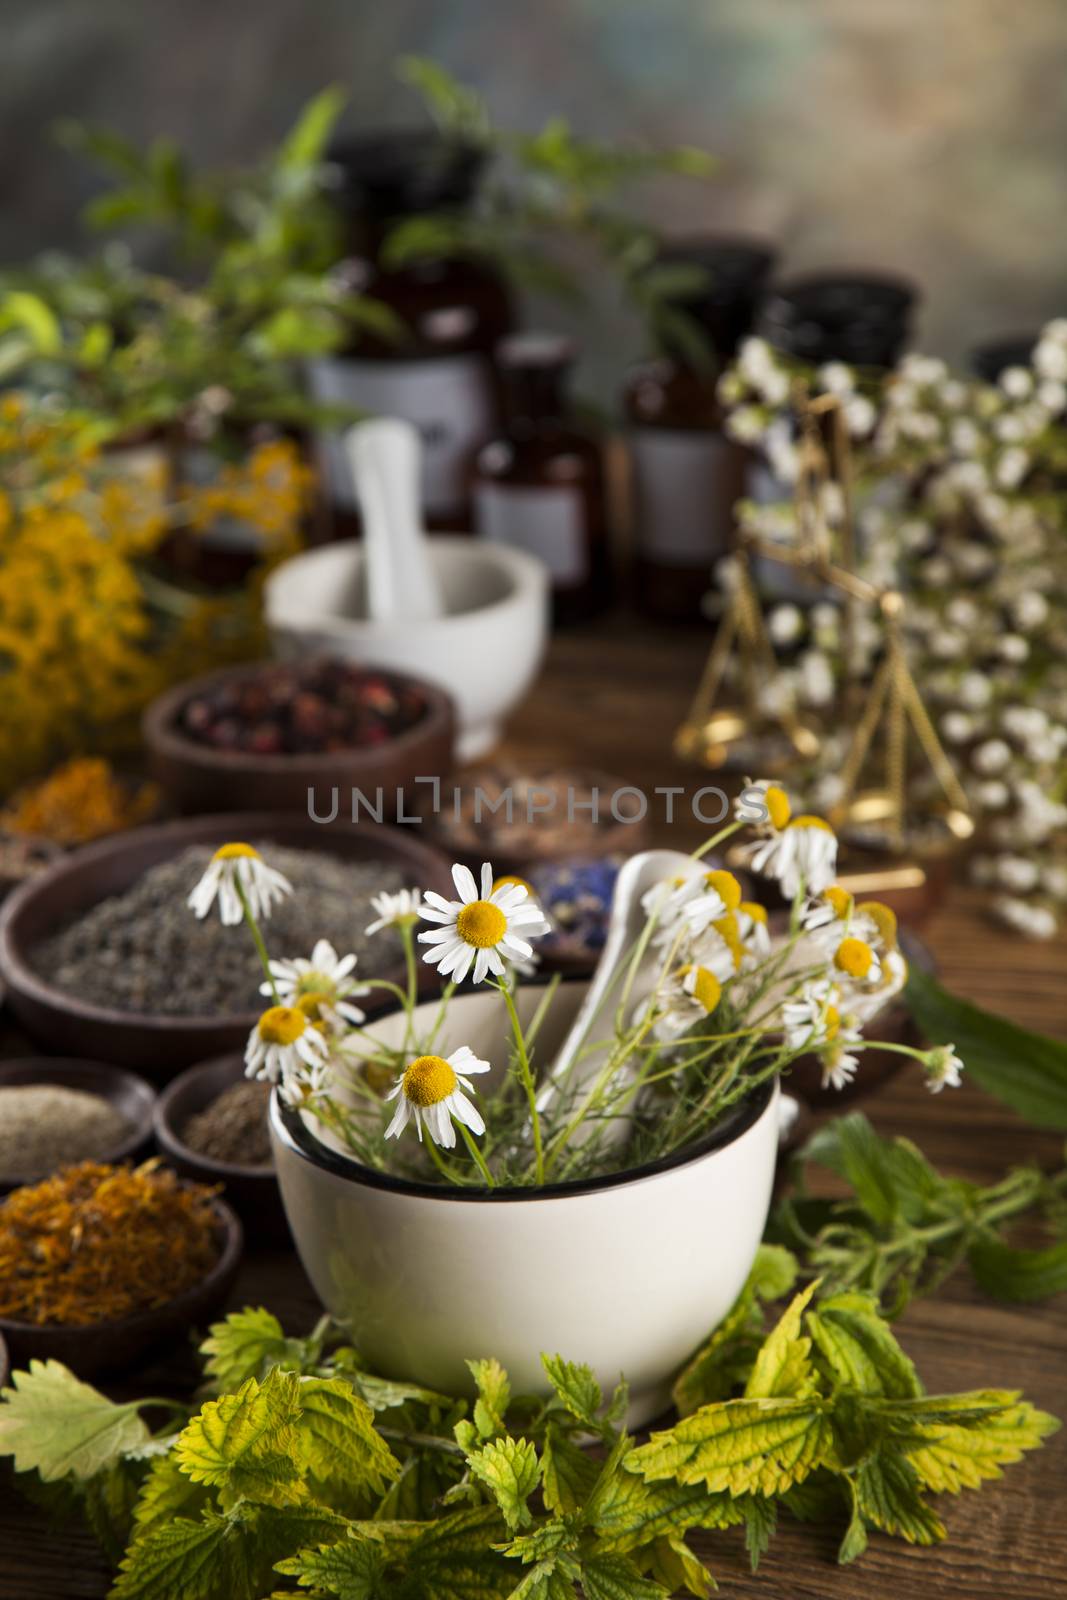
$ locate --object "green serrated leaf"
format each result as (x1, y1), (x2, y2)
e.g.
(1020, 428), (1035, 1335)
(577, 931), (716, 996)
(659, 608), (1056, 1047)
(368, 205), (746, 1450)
(741, 1494), (777, 1571)
(883, 1391), (1060, 1492)
(837, 1480), (869, 1564)
(852, 1450), (945, 1545)
(466, 1434), (539, 1530)
(297, 1377), (400, 1502)
(0, 1361), (149, 1482)
(627, 1397), (832, 1498)
(467, 1357), (511, 1440)
(174, 1369), (304, 1507)
(806, 1293), (922, 1399)
(672, 1248), (800, 1417)
(905, 965), (1067, 1129)
(541, 1354), (602, 1426)
(580, 1549), (669, 1599)
(131, 1450), (211, 1540)
(540, 1425), (601, 1515)
(275, 1531), (384, 1597)
(967, 1235), (1067, 1302)
(200, 1308), (292, 1393)
(110, 1509), (237, 1600)
(744, 1282), (820, 1401)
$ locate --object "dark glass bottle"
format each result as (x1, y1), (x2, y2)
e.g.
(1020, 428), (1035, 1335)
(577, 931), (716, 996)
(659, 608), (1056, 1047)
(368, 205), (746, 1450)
(622, 237), (776, 621)
(307, 130), (514, 537)
(472, 334), (609, 625)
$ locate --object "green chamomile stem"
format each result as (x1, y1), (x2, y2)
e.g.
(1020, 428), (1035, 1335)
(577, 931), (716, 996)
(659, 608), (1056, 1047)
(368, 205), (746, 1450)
(497, 978), (544, 1185)
(690, 816), (745, 862)
(236, 880), (279, 1003)
(423, 1133), (463, 1186)
(400, 920), (418, 1048)
(459, 1122), (496, 1189)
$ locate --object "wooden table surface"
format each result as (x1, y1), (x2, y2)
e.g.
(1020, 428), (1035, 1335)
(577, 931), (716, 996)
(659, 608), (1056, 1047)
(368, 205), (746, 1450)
(2, 618), (1065, 1598)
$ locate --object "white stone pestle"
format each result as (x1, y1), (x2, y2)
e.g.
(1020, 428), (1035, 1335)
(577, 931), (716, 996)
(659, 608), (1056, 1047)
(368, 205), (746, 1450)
(344, 418), (444, 623)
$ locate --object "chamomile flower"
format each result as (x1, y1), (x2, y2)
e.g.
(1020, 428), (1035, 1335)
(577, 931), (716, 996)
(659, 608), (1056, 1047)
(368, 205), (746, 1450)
(924, 1044), (964, 1093)
(366, 888), (423, 936)
(781, 980), (839, 1053)
(418, 862), (548, 984)
(384, 1046), (490, 1147)
(736, 900), (771, 958)
(652, 961), (723, 1039)
(737, 778), (793, 835)
(802, 884), (854, 936)
(261, 939), (368, 1032)
(187, 842), (292, 925)
(245, 1003), (329, 1103)
(820, 1037), (861, 1091)
(748, 814), (838, 898)
(832, 935), (882, 987)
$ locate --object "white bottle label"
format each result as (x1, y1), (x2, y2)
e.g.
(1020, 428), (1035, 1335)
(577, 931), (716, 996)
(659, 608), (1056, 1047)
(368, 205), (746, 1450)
(308, 354), (494, 517)
(629, 428), (739, 567)
(474, 483), (587, 585)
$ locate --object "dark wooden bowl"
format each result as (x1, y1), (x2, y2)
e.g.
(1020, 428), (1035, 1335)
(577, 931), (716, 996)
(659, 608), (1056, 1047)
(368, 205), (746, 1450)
(155, 1054), (290, 1246)
(786, 928), (935, 1109)
(0, 813), (454, 1078)
(0, 1196), (242, 1379)
(0, 1059), (157, 1193)
(142, 657), (455, 818)
(0, 1331), (8, 1390)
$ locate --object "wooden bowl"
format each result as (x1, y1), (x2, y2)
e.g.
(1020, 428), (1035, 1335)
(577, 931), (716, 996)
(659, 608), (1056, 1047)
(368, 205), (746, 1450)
(155, 1054), (290, 1246)
(0, 1331), (8, 1390)
(0, 1195), (242, 1379)
(142, 657), (455, 819)
(0, 812), (454, 1078)
(0, 1059), (157, 1193)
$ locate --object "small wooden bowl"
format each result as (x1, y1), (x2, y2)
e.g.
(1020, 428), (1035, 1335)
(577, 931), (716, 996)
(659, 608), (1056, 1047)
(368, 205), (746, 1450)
(155, 1055), (290, 1246)
(0, 812), (454, 1079)
(0, 1196), (242, 1379)
(0, 1059), (157, 1193)
(142, 657), (455, 819)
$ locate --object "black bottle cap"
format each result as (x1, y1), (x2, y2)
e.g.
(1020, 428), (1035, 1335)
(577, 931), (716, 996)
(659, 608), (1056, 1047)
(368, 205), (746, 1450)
(969, 333), (1039, 383)
(325, 128), (486, 217)
(646, 234), (778, 358)
(759, 271), (918, 368)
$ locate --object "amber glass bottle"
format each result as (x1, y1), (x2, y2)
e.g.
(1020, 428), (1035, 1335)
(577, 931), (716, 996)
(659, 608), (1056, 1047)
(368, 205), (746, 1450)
(473, 335), (609, 625)
(307, 130), (514, 537)
(623, 237), (776, 621)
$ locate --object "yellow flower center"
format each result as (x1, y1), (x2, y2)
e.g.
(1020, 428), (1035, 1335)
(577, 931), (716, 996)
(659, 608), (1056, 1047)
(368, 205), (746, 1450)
(858, 900), (898, 949)
(713, 912), (745, 971)
(789, 814), (834, 834)
(835, 937), (874, 979)
(213, 842), (260, 861)
(456, 900), (507, 948)
(703, 869), (742, 911)
(258, 1005), (307, 1045)
(296, 990), (333, 1022)
(493, 874), (534, 897)
(689, 966), (722, 1013)
(823, 885), (853, 921)
(765, 784), (792, 831)
(403, 1054), (458, 1106)
(739, 900), (768, 925)
(825, 1003), (841, 1041)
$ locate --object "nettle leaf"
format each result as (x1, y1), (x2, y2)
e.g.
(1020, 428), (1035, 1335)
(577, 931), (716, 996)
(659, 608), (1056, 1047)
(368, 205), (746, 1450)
(508, 1552), (582, 1599)
(467, 1357), (511, 1439)
(640, 1533), (714, 1599)
(905, 965), (1067, 1130)
(852, 1451), (945, 1546)
(591, 1470), (742, 1554)
(882, 1391), (1060, 1493)
(200, 1308), (294, 1392)
(132, 1450), (211, 1540)
(540, 1424), (601, 1515)
(744, 1281), (820, 1401)
(348, 1372), (456, 1415)
(579, 1549), (669, 1599)
(466, 1435), (539, 1531)
(111, 1509), (237, 1600)
(297, 1377), (400, 1501)
(741, 1493), (777, 1571)
(967, 1235), (1067, 1303)
(277, 1535), (384, 1597)
(748, 1243), (800, 1302)
(81, 1457), (145, 1566)
(798, 1115), (938, 1228)
(626, 1398), (832, 1498)
(379, 1505), (514, 1600)
(0, 1360), (149, 1482)
(806, 1294), (922, 1400)
(541, 1355), (603, 1427)
(174, 1369), (304, 1507)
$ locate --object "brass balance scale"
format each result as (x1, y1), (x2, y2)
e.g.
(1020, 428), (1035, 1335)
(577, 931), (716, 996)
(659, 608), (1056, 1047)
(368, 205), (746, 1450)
(674, 386), (974, 903)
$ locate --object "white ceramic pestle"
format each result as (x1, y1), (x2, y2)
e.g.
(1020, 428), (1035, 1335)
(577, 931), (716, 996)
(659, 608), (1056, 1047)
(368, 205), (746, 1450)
(345, 418), (444, 623)
(536, 848), (703, 1148)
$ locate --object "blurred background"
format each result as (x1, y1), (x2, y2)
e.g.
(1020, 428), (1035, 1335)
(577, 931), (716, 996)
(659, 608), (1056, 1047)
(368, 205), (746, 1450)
(2, 0), (1066, 391)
